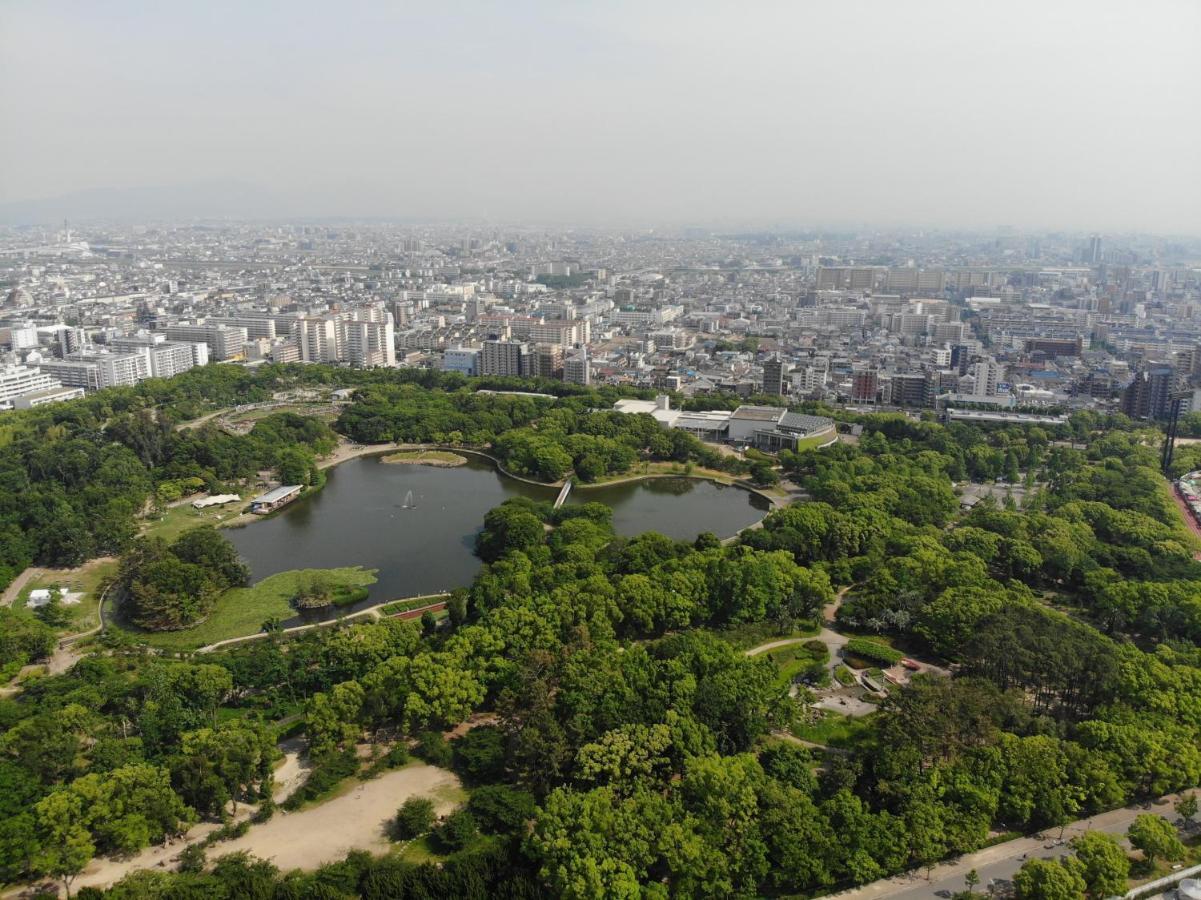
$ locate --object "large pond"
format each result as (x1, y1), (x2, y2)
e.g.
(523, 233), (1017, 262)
(225, 454), (770, 617)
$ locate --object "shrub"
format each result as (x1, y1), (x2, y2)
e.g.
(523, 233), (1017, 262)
(844, 638), (903, 666)
(415, 731), (453, 767)
(282, 748), (358, 810)
(395, 797), (436, 840)
(177, 843), (206, 874)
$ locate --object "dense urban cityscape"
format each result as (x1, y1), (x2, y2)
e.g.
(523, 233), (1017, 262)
(4, 225), (1200, 431)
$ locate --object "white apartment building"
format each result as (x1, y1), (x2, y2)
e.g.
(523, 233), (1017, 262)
(969, 358), (1001, 398)
(296, 317), (343, 363)
(345, 317), (396, 368)
(110, 333), (202, 379)
(164, 324), (248, 360)
(0, 364), (60, 408)
(39, 351), (150, 391)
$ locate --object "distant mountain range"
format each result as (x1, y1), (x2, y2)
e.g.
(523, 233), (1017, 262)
(0, 181), (296, 225)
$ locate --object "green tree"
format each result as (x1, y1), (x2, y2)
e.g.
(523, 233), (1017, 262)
(1069, 831), (1129, 899)
(32, 791), (95, 899)
(434, 809), (478, 851)
(965, 868), (979, 893)
(1127, 813), (1184, 864)
(1175, 793), (1198, 822)
(1013, 857), (1086, 900)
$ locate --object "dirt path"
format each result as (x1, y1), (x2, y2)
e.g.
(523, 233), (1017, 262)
(317, 439), (404, 470)
(0, 566), (41, 607)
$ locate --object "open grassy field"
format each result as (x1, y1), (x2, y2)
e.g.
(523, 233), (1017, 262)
(141, 496), (248, 542)
(116, 566), (378, 651)
(766, 641), (829, 689)
(792, 710), (876, 748)
(580, 461), (738, 487)
(13, 558), (118, 635)
(381, 449), (467, 467)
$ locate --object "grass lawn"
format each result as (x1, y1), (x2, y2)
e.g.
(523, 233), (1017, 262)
(833, 664), (857, 686)
(116, 566), (378, 651)
(381, 449), (467, 467)
(792, 431), (837, 452)
(581, 461), (737, 487)
(766, 642), (829, 690)
(14, 558), (118, 635)
(141, 497), (248, 542)
(792, 710), (876, 749)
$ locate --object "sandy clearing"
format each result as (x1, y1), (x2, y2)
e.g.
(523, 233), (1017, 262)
(216, 763), (462, 873)
(60, 762), (461, 896)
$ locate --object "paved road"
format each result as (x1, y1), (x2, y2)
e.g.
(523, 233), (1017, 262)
(825, 794), (1190, 900)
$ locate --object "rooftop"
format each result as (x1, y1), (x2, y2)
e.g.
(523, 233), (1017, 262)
(730, 405), (785, 422)
(253, 485), (304, 504)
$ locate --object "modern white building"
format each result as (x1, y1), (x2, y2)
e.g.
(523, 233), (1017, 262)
(164, 323), (248, 360)
(0, 364), (61, 408)
(39, 351), (150, 391)
(443, 347), (480, 376)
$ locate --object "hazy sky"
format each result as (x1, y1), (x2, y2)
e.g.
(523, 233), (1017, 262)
(2, 0), (1199, 231)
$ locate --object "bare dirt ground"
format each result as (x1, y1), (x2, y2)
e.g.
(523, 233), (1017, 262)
(60, 759), (461, 895)
(215, 763), (462, 873)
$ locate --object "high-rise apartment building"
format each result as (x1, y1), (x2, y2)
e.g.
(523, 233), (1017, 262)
(110, 333), (200, 379)
(480, 340), (529, 377)
(969, 358), (1000, 398)
(39, 351), (150, 391)
(532, 345), (565, 380)
(164, 323), (248, 360)
(850, 369), (879, 403)
(564, 351), (591, 386)
(1121, 366), (1177, 420)
(762, 356), (786, 396)
(0, 365), (60, 408)
(345, 313), (396, 368)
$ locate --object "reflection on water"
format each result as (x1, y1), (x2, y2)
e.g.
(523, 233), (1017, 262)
(226, 455), (770, 621)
